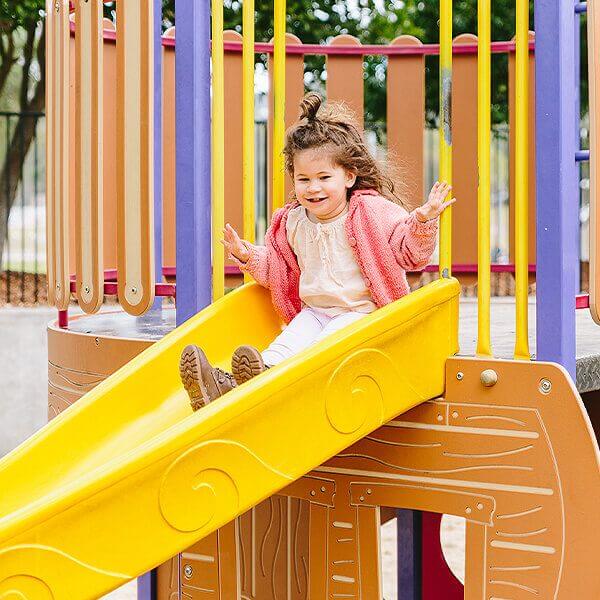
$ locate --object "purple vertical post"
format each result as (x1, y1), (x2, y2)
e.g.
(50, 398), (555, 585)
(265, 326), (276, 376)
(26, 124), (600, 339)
(574, 0), (581, 292)
(175, 0), (213, 326)
(397, 509), (421, 600)
(137, 3), (165, 598)
(535, 0), (579, 377)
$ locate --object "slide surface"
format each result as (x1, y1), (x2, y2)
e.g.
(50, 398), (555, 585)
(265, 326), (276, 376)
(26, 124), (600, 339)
(0, 279), (459, 599)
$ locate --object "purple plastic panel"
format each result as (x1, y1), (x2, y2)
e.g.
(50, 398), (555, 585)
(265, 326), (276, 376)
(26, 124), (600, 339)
(175, 0), (213, 327)
(535, 0), (579, 377)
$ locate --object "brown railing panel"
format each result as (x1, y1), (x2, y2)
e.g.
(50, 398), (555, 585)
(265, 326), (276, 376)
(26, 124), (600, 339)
(452, 34), (479, 283)
(46, 0), (71, 310)
(326, 35), (364, 127)
(74, 1), (104, 314)
(509, 32), (536, 271)
(268, 34), (304, 214)
(387, 35), (425, 211)
(116, 2), (155, 315)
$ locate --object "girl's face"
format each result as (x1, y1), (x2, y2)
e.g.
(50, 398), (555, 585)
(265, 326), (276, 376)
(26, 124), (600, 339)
(292, 149), (356, 221)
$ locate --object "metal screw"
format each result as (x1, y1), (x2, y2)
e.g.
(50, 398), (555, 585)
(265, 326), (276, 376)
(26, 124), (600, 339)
(94, 337), (100, 346)
(56, 283), (61, 290)
(359, 496), (365, 502)
(456, 372), (464, 381)
(183, 564), (193, 579)
(84, 285), (90, 294)
(366, 488), (372, 495)
(131, 286), (137, 294)
(320, 486), (326, 493)
(480, 369), (498, 387)
(310, 490), (316, 496)
(55, 1), (60, 12)
(539, 378), (552, 394)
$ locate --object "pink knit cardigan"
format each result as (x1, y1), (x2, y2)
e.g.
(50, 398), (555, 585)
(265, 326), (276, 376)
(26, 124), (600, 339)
(240, 189), (438, 323)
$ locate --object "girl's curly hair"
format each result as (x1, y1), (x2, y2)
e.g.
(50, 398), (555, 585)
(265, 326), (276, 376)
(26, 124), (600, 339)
(283, 93), (407, 206)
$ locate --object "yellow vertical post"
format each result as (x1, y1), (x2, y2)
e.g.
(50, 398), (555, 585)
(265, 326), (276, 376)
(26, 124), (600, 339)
(272, 0), (286, 212)
(476, 0), (492, 356)
(438, 0), (453, 277)
(514, 0), (530, 359)
(212, 0), (225, 300)
(243, 0), (256, 283)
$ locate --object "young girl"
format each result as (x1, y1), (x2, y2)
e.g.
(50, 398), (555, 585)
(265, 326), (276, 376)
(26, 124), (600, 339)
(179, 93), (455, 411)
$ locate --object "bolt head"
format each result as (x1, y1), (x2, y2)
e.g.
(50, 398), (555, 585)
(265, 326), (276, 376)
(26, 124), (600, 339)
(456, 372), (464, 380)
(480, 369), (498, 387)
(539, 378), (552, 394)
(184, 564), (193, 578)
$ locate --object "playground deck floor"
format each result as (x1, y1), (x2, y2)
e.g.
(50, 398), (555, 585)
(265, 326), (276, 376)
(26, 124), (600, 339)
(64, 296), (600, 394)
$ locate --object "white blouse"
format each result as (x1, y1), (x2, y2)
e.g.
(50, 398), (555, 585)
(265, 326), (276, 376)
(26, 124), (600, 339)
(286, 205), (376, 316)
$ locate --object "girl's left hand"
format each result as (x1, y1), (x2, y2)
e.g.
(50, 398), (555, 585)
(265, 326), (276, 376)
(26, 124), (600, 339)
(415, 181), (456, 222)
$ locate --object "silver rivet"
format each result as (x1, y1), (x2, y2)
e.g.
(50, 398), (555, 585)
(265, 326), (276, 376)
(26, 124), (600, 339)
(465, 507), (472, 515)
(131, 287), (137, 294)
(437, 414), (443, 422)
(477, 503), (484, 510)
(366, 488), (372, 495)
(94, 337), (100, 346)
(320, 486), (326, 493)
(56, 283), (61, 290)
(310, 490), (316, 496)
(452, 411), (459, 419)
(183, 564), (193, 579)
(456, 372), (464, 380)
(84, 285), (90, 293)
(539, 378), (552, 394)
(359, 496), (365, 502)
(55, 1), (60, 12)
(480, 369), (498, 387)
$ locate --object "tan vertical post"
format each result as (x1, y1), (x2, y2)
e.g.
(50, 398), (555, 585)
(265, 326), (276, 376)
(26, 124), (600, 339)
(452, 34), (479, 287)
(162, 28), (176, 271)
(326, 35), (364, 127)
(509, 32), (536, 273)
(116, 1), (155, 315)
(267, 34), (304, 214)
(46, 0), (71, 310)
(387, 36), (425, 210)
(74, 0), (104, 314)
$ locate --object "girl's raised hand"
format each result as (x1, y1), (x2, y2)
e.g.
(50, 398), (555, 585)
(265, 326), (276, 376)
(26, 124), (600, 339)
(415, 181), (456, 222)
(221, 223), (250, 263)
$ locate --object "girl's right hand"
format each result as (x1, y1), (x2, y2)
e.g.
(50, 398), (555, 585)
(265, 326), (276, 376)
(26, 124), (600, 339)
(221, 223), (251, 263)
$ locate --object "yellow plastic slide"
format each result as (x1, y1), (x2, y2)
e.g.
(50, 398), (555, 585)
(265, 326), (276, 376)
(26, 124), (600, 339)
(0, 278), (459, 599)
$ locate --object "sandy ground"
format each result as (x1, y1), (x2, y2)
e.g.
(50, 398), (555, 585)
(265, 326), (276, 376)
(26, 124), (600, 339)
(0, 306), (465, 599)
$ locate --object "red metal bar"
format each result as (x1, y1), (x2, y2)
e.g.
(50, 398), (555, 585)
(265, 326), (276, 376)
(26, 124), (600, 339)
(71, 22), (534, 56)
(576, 294), (590, 309)
(58, 310), (69, 329)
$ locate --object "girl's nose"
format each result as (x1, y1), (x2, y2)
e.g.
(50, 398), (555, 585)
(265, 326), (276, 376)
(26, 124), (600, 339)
(307, 181), (321, 193)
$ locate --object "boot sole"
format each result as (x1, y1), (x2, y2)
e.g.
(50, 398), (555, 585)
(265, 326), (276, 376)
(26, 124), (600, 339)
(232, 346), (265, 385)
(179, 345), (212, 411)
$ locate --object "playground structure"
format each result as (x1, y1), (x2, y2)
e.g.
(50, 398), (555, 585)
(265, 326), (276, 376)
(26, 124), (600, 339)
(0, 1), (599, 599)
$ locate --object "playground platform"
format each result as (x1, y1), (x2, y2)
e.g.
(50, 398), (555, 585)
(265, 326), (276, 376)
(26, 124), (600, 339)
(62, 295), (600, 394)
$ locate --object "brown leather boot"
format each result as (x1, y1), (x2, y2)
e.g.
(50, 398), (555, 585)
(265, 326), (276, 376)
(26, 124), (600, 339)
(179, 345), (236, 411)
(231, 345), (266, 385)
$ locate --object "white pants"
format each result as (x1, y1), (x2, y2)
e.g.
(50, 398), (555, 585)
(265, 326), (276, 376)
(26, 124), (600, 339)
(262, 307), (369, 367)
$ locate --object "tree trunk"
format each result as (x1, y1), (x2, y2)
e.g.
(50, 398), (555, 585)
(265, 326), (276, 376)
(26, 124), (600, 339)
(0, 20), (45, 270)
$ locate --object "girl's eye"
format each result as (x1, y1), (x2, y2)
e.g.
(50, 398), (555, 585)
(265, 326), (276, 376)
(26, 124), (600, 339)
(298, 178), (308, 183)
(321, 176), (331, 180)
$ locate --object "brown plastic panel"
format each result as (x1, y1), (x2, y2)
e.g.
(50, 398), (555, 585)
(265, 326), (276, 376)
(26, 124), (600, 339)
(47, 317), (152, 419)
(387, 35), (425, 211)
(509, 32), (536, 273)
(167, 357), (600, 599)
(452, 34), (479, 289)
(589, 3), (600, 324)
(74, 0), (104, 314)
(326, 35), (364, 128)
(116, 1), (155, 315)
(267, 34), (305, 214)
(46, 0), (71, 309)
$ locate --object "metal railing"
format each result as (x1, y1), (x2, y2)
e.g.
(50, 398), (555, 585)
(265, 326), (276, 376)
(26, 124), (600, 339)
(0, 111), (45, 305)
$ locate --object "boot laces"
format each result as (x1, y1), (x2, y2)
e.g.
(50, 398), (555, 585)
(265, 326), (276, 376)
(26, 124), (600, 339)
(215, 368), (235, 386)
